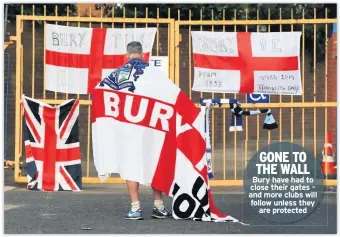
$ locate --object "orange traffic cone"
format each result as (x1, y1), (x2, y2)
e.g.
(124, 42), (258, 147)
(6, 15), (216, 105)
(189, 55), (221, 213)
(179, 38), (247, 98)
(321, 132), (337, 176)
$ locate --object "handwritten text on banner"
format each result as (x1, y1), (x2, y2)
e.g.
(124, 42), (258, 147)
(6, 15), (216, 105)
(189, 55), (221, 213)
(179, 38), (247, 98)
(191, 31), (302, 95)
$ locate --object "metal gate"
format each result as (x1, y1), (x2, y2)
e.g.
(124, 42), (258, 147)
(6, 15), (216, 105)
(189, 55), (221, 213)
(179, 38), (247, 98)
(12, 5), (337, 186)
(174, 8), (337, 186)
(12, 6), (175, 184)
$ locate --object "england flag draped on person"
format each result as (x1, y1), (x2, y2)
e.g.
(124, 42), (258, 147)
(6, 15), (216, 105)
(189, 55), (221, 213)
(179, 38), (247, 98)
(92, 41), (238, 222)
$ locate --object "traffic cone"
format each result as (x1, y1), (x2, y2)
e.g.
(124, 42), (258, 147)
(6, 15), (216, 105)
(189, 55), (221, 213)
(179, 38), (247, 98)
(321, 132), (337, 177)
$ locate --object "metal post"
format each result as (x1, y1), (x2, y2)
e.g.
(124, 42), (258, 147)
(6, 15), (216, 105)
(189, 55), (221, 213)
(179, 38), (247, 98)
(4, 4), (9, 42)
(4, 53), (10, 159)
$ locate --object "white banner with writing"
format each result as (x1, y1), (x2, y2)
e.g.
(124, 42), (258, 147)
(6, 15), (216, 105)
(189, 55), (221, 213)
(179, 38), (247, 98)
(45, 24), (156, 94)
(191, 31), (302, 95)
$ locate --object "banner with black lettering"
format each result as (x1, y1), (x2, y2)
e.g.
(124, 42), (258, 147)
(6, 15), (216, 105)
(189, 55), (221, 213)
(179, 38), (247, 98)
(45, 24), (156, 94)
(191, 31), (302, 95)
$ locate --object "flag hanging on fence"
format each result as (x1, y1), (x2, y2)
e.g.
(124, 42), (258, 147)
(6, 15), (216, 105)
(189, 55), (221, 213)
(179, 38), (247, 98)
(191, 31), (302, 95)
(45, 24), (156, 94)
(92, 58), (239, 222)
(22, 96), (82, 191)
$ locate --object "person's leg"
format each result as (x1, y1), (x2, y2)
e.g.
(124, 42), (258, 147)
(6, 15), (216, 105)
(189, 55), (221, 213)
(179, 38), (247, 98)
(124, 180), (143, 220)
(153, 187), (163, 200)
(153, 188), (165, 210)
(152, 187), (172, 218)
(127, 180), (140, 203)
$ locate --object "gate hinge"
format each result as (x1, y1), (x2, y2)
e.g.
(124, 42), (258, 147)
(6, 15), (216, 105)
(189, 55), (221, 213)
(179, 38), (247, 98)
(179, 34), (182, 42)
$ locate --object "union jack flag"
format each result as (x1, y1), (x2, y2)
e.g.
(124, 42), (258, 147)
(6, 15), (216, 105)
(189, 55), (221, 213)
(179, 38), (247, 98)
(22, 96), (82, 191)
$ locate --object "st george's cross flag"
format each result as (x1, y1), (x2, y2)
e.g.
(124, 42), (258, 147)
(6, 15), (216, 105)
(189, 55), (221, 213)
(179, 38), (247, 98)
(45, 24), (156, 94)
(191, 31), (302, 95)
(92, 58), (238, 222)
(22, 96), (82, 191)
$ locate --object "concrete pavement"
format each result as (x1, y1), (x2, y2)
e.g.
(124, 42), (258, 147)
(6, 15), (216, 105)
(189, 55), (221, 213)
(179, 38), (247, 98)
(4, 184), (337, 234)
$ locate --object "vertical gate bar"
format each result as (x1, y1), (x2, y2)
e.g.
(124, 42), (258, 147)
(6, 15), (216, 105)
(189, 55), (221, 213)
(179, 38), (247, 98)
(123, 7), (126, 28)
(211, 9), (215, 174)
(324, 8), (329, 178)
(113, 6), (116, 28)
(256, 8), (259, 32)
(313, 8), (317, 157)
(200, 9), (203, 99)
(233, 8), (237, 104)
(290, 8), (294, 143)
(168, 7), (174, 77)
(19, 6), (24, 158)
(245, 8), (248, 168)
(168, 8), (170, 77)
(324, 8), (328, 135)
(20, 4), (25, 172)
(77, 5), (81, 99)
(156, 8), (159, 56)
(256, 8), (259, 152)
(145, 7), (148, 28)
(32, 5), (35, 98)
(123, 7), (126, 48)
(211, 9), (214, 105)
(111, 6), (115, 174)
(172, 20), (177, 82)
(43, 5), (46, 99)
(222, 9), (226, 180)
(65, 6), (69, 100)
(21, 5), (23, 28)
(174, 9), (180, 86)
(211, 9), (215, 172)
(267, 8), (271, 144)
(4, 53), (10, 158)
(15, 15), (23, 181)
(134, 7), (136, 28)
(233, 8), (237, 180)
(279, 8), (282, 142)
(54, 5), (58, 100)
(188, 9), (192, 99)
(86, 6), (93, 178)
(324, 9), (329, 178)
(302, 8), (305, 147)
(168, 9), (175, 82)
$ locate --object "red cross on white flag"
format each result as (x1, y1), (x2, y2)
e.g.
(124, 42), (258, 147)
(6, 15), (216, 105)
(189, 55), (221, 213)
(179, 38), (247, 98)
(45, 24), (156, 94)
(191, 31), (302, 95)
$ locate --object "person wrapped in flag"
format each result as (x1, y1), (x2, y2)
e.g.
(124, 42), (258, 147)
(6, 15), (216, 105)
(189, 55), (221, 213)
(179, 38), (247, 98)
(96, 41), (172, 220)
(92, 41), (239, 223)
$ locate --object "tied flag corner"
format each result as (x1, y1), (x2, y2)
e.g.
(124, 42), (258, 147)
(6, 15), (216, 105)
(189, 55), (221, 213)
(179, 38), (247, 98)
(22, 95), (82, 191)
